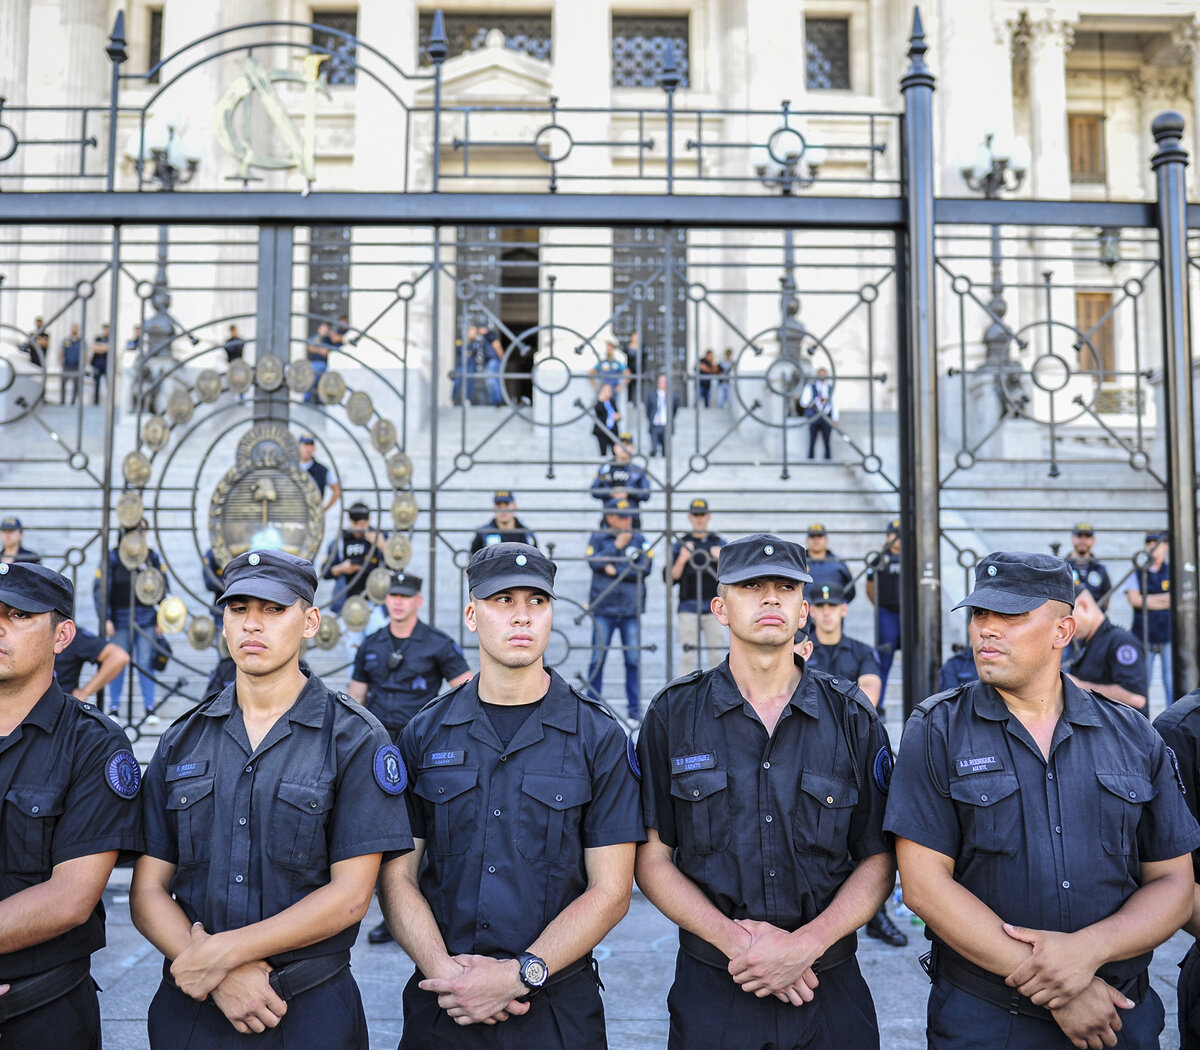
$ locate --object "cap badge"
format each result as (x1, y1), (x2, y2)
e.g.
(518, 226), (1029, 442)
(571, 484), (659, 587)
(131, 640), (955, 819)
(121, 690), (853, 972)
(764, 544), (774, 555)
(0, 564), (9, 575)
(248, 552), (261, 566)
(987, 565), (997, 577)
(515, 554), (527, 566)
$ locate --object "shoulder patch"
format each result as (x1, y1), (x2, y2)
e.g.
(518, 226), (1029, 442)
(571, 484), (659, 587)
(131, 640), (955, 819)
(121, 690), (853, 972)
(627, 735), (641, 781)
(1115, 644), (1139, 667)
(373, 744), (407, 795)
(873, 746), (893, 795)
(105, 749), (141, 798)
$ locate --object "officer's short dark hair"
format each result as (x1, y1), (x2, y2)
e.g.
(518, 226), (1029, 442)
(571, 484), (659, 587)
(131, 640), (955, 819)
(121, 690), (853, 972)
(49, 610), (68, 629)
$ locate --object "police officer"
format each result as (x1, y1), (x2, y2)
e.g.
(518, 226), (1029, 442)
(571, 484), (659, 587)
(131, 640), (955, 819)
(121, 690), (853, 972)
(1067, 582), (1148, 712)
(805, 523), (855, 602)
(585, 498), (654, 723)
(1065, 522), (1112, 609)
(806, 583), (881, 706)
(131, 549), (412, 1049)
(589, 433), (650, 529)
(0, 518), (39, 565)
(1128, 531), (1172, 704)
(886, 552), (1200, 1050)
(670, 497), (726, 674)
(935, 643), (979, 691)
(0, 562), (142, 1047)
(379, 543), (643, 1049)
(54, 623), (129, 705)
(865, 519), (902, 710)
(469, 490), (537, 556)
(321, 502), (385, 617)
(636, 534), (895, 1050)
(1152, 689), (1200, 1049)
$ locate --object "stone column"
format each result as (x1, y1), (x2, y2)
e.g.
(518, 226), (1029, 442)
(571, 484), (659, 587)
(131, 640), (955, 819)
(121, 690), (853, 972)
(1172, 16), (1200, 199)
(1025, 10), (1076, 199)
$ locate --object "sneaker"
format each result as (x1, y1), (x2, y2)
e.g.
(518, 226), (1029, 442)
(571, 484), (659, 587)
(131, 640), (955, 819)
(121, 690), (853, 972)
(367, 921), (394, 945)
(144, 714), (160, 726)
(865, 906), (908, 947)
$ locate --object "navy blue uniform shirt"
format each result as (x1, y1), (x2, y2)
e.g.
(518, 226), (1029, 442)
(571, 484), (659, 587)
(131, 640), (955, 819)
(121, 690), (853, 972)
(638, 657), (892, 932)
(807, 553), (857, 604)
(53, 626), (109, 694)
(1130, 563), (1171, 645)
(0, 681), (142, 979)
(351, 620), (470, 735)
(885, 677), (1200, 984)
(1070, 619), (1148, 699)
(1067, 554), (1112, 607)
(469, 516), (537, 557)
(866, 550), (901, 612)
(1154, 689), (1200, 883)
(587, 529), (653, 617)
(141, 674), (412, 966)
(399, 669), (644, 958)
(807, 633), (880, 684)
(671, 532), (726, 613)
(935, 648), (979, 691)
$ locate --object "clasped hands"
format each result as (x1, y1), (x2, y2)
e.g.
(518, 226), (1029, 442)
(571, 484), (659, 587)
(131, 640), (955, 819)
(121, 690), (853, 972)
(725, 919), (820, 1007)
(1002, 923), (1134, 1050)
(419, 955), (533, 1026)
(171, 922), (288, 1034)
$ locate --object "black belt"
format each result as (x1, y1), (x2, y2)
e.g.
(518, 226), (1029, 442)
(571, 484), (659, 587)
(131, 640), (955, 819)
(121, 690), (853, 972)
(679, 927), (857, 974)
(925, 943), (1149, 1022)
(0, 958), (91, 1023)
(267, 954), (349, 1002)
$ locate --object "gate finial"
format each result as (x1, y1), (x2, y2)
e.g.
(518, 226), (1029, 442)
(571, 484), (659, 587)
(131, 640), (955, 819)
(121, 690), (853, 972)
(106, 11), (127, 65)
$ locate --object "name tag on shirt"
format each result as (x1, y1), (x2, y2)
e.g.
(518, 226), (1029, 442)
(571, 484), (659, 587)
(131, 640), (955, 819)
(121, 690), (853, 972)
(422, 749), (466, 768)
(166, 760), (209, 781)
(955, 755), (1003, 775)
(671, 752), (717, 774)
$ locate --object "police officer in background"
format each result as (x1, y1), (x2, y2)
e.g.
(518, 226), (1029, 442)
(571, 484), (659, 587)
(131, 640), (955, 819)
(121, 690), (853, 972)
(379, 543), (643, 1049)
(1128, 531), (1172, 705)
(805, 523), (856, 603)
(132, 549), (412, 1049)
(298, 436), (341, 512)
(935, 643), (979, 691)
(469, 490), (537, 556)
(636, 534), (895, 1050)
(1152, 688), (1200, 1049)
(347, 569), (472, 945)
(1067, 581), (1148, 713)
(866, 519), (902, 711)
(670, 497), (726, 674)
(321, 502), (385, 617)
(590, 432), (651, 529)
(806, 584), (882, 707)
(54, 623), (129, 705)
(0, 517), (40, 564)
(886, 552), (1200, 1050)
(1065, 522), (1112, 609)
(0, 562), (142, 1047)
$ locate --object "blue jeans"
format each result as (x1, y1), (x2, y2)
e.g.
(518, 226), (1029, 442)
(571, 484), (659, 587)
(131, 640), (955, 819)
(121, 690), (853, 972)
(874, 605), (901, 709)
(1149, 642), (1174, 704)
(484, 357), (503, 405)
(452, 361), (475, 405)
(304, 356), (328, 403)
(586, 613), (640, 717)
(110, 608), (157, 714)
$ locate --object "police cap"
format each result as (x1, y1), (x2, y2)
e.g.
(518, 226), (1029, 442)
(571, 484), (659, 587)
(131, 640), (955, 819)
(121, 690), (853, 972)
(717, 534), (813, 585)
(1071, 521), (1093, 536)
(388, 571), (422, 596)
(347, 502), (370, 521)
(806, 523), (827, 537)
(0, 517), (21, 531)
(604, 498), (634, 515)
(810, 583), (846, 605)
(493, 490), (515, 505)
(218, 549), (318, 607)
(951, 551), (1075, 615)
(0, 561), (73, 618)
(467, 542), (556, 599)
(689, 498), (709, 514)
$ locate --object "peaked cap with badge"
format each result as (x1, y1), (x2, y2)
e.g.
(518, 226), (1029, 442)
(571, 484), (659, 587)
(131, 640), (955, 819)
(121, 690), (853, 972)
(951, 551), (1075, 615)
(467, 541), (556, 598)
(717, 533), (813, 585)
(388, 571), (423, 596)
(217, 549), (318, 606)
(0, 560), (74, 617)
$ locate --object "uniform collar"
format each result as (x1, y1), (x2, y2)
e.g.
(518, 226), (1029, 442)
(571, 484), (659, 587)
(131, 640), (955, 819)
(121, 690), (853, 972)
(711, 654), (820, 718)
(970, 673), (1103, 728)
(18, 679), (67, 734)
(442, 666), (578, 736)
(202, 670), (328, 729)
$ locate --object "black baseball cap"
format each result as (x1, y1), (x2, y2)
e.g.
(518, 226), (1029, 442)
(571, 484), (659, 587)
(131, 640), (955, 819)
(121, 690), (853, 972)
(388, 571), (422, 596)
(689, 498), (709, 514)
(810, 583), (846, 605)
(467, 542), (556, 599)
(807, 524), (827, 537)
(886, 519), (901, 536)
(0, 517), (21, 531)
(493, 490), (515, 505)
(717, 534), (813, 585)
(604, 498), (634, 515)
(298, 435), (315, 445)
(794, 628), (811, 646)
(347, 502), (370, 521)
(1071, 522), (1093, 535)
(218, 550), (318, 607)
(618, 431), (634, 443)
(0, 562), (73, 618)
(951, 552), (1075, 614)
(1145, 530), (1167, 543)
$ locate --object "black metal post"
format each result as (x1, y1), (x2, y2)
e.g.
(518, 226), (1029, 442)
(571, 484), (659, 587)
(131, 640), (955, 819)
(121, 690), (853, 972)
(898, 8), (940, 716)
(1151, 111), (1199, 699)
(256, 226), (293, 423)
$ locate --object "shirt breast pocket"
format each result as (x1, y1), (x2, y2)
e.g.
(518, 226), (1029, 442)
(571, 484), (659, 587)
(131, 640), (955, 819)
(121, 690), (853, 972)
(413, 768), (478, 856)
(794, 772), (858, 857)
(4, 786), (65, 874)
(518, 773), (592, 861)
(669, 769), (731, 855)
(1096, 771), (1155, 856)
(165, 775), (215, 868)
(948, 774), (1020, 856)
(269, 779), (335, 870)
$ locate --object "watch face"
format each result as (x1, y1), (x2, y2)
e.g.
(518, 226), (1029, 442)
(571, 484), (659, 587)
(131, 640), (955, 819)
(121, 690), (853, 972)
(523, 958), (547, 987)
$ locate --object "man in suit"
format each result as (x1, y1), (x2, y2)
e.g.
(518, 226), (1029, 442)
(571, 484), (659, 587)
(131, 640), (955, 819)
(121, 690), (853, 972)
(644, 374), (680, 457)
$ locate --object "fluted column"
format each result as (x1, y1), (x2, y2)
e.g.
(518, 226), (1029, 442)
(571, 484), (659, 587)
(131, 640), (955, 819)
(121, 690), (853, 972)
(1172, 17), (1200, 199)
(1025, 10), (1076, 199)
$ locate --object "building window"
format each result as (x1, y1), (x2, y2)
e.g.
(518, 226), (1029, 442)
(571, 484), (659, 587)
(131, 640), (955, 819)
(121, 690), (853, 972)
(307, 226), (352, 338)
(611, 16), (689, 88)
(805, 18), (850, 91)
(148, 8), (163, 84)
(312, 10), (359, 86)
(1075, 291), (1115, 380)
(613, 227), (688, 380)
(1068, 114), (1105, 184)
(418, 12), (552, 65)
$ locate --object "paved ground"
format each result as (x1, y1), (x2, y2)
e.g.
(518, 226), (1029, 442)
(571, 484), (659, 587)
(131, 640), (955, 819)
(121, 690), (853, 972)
(94, 866), (1189, 1050)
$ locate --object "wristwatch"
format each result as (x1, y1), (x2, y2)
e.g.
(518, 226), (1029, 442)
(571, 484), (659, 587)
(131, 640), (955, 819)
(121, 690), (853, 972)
(517, 952), (549, 996)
